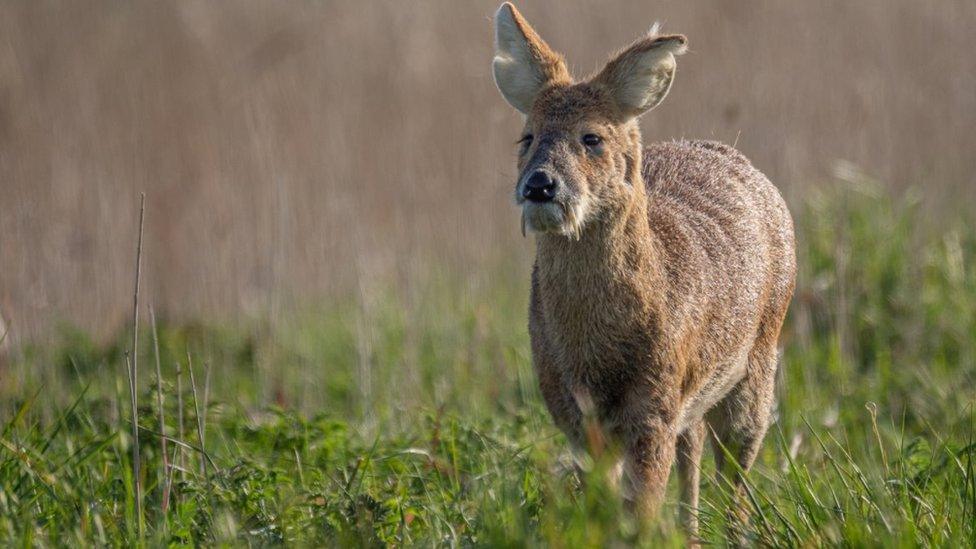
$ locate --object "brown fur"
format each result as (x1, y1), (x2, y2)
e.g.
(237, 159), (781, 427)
(493, 3), (797, 538)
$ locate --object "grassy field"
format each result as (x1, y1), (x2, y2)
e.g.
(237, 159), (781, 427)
(1, 181), (975, 546)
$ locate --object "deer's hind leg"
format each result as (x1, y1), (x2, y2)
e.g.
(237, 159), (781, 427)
(706, 341), (779, 533)
(676, 420), (706, 543)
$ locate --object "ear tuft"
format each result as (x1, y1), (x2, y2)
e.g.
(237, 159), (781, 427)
(492, 3), (570, 114)
(649, 33), (688, 56)
(591, 30), (688, 119)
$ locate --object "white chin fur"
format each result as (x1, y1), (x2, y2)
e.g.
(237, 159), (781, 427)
(521, 202), (584, 240)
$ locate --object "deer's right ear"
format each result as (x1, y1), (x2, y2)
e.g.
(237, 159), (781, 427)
(492, 3), (570, 114)
(591, 31), (688, 119)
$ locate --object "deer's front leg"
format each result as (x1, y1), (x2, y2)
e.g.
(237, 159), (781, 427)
(623, 417), (678, 517)
(618, 379), (680, 518)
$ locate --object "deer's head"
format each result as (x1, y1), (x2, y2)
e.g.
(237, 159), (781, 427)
(493, 3), (686, 238)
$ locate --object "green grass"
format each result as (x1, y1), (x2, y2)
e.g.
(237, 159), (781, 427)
(2, 181), (975, 546)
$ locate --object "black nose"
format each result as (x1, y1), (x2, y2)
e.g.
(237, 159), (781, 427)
(522, 171), (557, 202)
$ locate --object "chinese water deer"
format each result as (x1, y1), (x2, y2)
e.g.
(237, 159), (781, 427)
(492, 3), (796, 537)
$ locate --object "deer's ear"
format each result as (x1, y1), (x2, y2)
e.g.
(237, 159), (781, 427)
(591, 31), (687, 119)
(492, 3), (571, 114)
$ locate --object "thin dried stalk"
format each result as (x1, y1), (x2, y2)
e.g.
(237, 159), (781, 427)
(186, 351), (208, 481)
(202, 361), (212, 451)
(127, 192), (146, 536)
(163, 443), (180, 507)
(149, 304), (170, 516)
(175, 361), (186, 481)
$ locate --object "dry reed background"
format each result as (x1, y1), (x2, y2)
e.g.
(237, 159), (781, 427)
(1, 0), (974, 344)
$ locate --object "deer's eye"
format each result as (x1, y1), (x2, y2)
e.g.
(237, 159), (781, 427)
(582, 134), (603, 148)
(517, 134), (533, 154)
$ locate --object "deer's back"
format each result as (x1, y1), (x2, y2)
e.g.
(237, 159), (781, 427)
(643, 140), (796, 398)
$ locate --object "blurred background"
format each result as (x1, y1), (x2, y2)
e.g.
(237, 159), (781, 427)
(2, 0), (974, 344)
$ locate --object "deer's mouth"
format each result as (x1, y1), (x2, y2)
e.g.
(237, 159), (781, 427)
(520, 200), (584, 240)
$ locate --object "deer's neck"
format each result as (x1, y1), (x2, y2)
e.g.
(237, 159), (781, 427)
(534, 182), (664, 331)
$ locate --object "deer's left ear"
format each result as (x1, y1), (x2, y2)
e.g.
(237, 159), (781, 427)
(591, 32), (687, 119)
(493, 3), (571, 114)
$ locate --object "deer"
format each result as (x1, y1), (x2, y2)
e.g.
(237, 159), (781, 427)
(492, 3), (797, 540)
